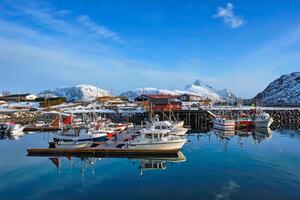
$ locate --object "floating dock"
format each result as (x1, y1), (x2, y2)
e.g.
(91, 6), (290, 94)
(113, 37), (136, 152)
(27, 147), (179, 158)
(24, 126), (62, 132)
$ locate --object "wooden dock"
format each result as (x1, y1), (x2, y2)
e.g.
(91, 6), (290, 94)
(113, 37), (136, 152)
(24, 126), (62, 132)
(27, 148), (179, 158)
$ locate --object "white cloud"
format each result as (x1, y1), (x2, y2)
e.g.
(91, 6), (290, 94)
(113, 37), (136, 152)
(213, 3), (245, 28)
(2, 1), (123, 43)
(77, 15), (124, 43)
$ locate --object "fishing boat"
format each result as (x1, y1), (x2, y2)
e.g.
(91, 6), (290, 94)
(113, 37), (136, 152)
(53, 114), (107, 143)
(127, 128), (187, 150)
(150, 120), (188, 136)
(255, 111), (273, 128)
(53, 130), (107, 143)
(235, 113), (254, 129)
(213, 116), (235, 131)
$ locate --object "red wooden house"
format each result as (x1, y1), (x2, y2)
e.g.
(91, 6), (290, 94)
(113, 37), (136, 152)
(135, 94), (182, 112)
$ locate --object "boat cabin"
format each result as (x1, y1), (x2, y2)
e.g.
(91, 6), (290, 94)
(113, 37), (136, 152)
(154, 125), (170, 130)
(144, 132), (168, 139)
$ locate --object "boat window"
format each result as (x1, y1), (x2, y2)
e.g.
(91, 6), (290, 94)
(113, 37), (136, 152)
(161, 126), (167, 129)
(155, 126), (161, 130)
(154, 134), (158, 139)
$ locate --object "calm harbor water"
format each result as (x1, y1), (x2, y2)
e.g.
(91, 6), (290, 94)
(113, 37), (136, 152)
(0, 129), (300, 200)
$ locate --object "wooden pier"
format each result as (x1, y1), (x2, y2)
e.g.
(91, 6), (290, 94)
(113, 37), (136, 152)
(24, 126), (62, 132)
(27, 147), (179, 158)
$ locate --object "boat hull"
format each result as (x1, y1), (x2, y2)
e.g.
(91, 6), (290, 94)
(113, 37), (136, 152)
(128, 139), (187, 150)
(235, 120), (254, 129)
(54, 141), (93, 149)
(213, 123), (235, 130)
(53, 133), (107, 142)
(255, 118), (273, 128)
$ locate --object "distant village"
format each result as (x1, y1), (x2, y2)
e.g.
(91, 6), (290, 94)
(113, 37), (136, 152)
(0, 91), (242, 115)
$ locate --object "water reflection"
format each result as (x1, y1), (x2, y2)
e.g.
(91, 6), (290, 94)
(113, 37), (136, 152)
(212, 127), (273, 148)
(0, 131), (25, 140)
(45, 151), (186, 178)
(1, 129), (300, 200)
(252, 127), (273, 144)
(137, 151), (186, 176)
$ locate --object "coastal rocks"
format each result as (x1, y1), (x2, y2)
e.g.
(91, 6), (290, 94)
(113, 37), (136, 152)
(267, 110), (300, 130)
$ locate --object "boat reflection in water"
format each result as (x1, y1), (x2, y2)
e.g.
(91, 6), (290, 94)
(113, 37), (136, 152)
(46, 151), (186, 178)
(252, 127), (273, 144)
(214, 129), (235, 150)
(48, 156), (101, 179)
(213, 127), (273, 149)
(135, 151), (186, 176)
(0, 131), (25, 140)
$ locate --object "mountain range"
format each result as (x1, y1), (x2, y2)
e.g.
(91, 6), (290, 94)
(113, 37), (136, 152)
(37, 72), (300, 106)
(119, 79), (237, 102)
(38, 84), (111, 102)
(254, 72), (300, 106)
(38, 80), (236, 102)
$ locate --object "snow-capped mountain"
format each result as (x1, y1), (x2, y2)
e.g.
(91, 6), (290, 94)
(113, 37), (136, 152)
(38, 84), (111, 102)
(184, 80), (222, 101)
(120, 79), (236, 102)
(217, 89), (237, 102)
(120, 88), (178, 101)
(254, 72), (300, 106)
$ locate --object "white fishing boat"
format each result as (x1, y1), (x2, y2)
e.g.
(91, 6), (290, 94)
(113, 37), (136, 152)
(127, 129), (187, 150)
(255, 111), (273, 128)
(53, 130), (107, 143)
(150, 121), (188, 136)
(213, 117), (235, 131)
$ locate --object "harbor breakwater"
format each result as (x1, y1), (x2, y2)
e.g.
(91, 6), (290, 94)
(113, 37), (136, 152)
(155, 108), (300, 131)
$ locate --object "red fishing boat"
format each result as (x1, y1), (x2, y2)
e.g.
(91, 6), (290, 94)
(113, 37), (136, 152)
(235, 113), (254, 129)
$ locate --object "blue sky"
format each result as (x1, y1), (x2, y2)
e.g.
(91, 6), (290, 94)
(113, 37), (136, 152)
(0, 0), (299, 98)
